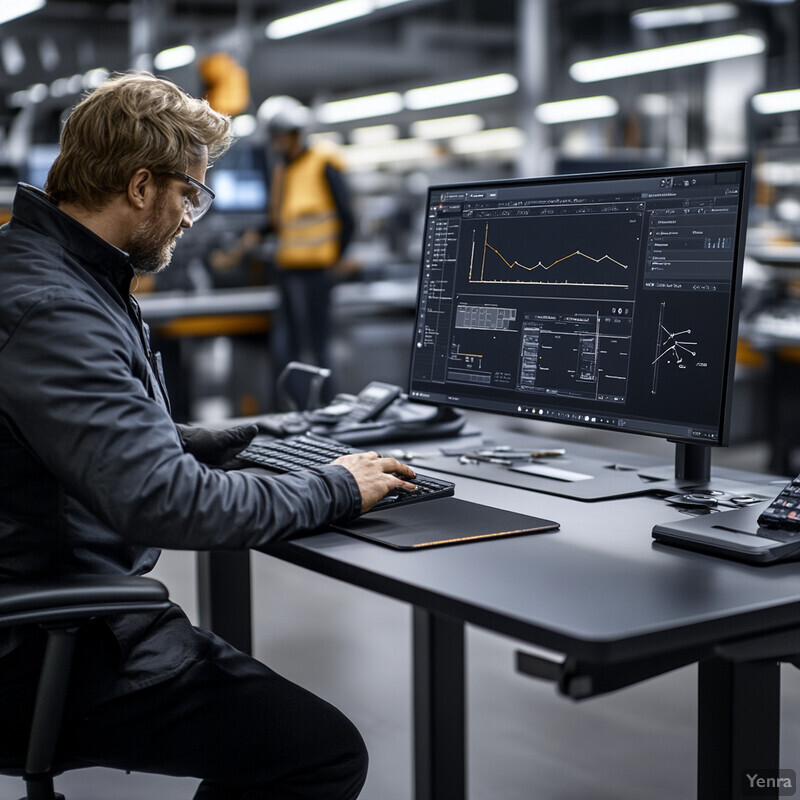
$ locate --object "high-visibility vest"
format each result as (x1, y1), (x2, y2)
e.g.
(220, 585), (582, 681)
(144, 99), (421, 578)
(271, 145), (345, 269)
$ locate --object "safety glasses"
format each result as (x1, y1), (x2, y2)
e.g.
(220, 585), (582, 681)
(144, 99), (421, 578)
(169, 170), (215, 222)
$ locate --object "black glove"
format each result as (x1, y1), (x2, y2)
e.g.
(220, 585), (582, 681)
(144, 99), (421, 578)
(177, 423), (259, 468)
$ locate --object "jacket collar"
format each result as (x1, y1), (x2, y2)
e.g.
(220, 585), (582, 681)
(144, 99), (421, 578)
(12, 183), (135, 297)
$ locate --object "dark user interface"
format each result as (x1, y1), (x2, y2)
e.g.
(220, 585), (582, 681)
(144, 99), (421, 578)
(408, 166), (746, 443)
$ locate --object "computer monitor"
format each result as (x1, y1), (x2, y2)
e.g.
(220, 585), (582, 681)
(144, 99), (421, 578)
(23, 144), (60, 190)
(408, 163), (750, 498)
(207, 144), (268, 214)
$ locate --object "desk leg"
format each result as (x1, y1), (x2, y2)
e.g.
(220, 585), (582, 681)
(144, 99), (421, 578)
(196, 551), (253, 655)
(697, 657), (780, 800)
(412, 608), (466, 800)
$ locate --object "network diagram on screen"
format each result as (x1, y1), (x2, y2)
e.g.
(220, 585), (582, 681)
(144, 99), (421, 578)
(409, 165), (747, 445)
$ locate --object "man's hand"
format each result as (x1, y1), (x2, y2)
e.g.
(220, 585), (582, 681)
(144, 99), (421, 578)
(334, 451), (417, 513)
(177, 423), (259, 468)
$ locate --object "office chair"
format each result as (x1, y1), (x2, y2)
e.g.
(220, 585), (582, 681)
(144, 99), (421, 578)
(0, 574), (171, 800)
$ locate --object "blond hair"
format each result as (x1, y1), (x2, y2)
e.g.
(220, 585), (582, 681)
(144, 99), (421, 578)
(46, 71), (233, 210)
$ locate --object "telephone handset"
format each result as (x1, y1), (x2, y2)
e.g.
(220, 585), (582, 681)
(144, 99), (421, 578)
(333, 381), (403, 425)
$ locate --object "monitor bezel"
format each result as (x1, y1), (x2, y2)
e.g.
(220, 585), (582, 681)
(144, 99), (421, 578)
(407, 161), (751, 448)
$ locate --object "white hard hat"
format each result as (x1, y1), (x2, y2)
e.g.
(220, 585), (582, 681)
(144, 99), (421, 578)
(257, 95), (312, 136)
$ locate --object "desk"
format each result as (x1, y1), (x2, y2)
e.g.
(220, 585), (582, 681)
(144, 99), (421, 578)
(205, 429), (800, 800)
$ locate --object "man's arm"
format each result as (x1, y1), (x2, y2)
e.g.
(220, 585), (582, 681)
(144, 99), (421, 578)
(0, 297), (368, 549)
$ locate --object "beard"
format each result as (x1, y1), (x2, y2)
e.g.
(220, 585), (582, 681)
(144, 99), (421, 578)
(126, 200), (181, 276)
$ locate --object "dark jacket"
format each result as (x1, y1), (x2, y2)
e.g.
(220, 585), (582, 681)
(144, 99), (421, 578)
(0, 185), (361, 692)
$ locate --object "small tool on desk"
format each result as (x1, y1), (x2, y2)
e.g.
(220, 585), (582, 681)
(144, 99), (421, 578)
(476, 447), (566, 459)
(459, 447), (567, 465)
(459, 453), (514, 466)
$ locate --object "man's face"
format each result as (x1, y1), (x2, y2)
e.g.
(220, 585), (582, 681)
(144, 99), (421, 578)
(269, 130), (299, 161)
(127, 153), (209, 275)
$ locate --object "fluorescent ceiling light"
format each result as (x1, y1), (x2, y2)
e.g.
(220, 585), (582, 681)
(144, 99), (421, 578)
(404, 73), (519, 110)
(317, 91), (403, 123)
(28, 83), (48, 103)
(570, 33), (765, 82)
(83, 68), (110, 89)
(154, 45), (196, 71)
(8, 90), (30, 108)
(1, 38), (25, 76)
(50, 77), (72, 98)
(342, 138), (435, 170)
(410, 114), (484, 139)
(752, 88), (800, 114)
(266, 0), (372, 39)
(38, 37), (59, 71)
(266, 0), (413, 39)
(637, 93), (671, 115)
(534, 95), (619, 124)
(351, 124), (399, 144)
(232, 114), (257, 137)
(308, 131), (345, 145)
(0, 0), (46, 26)
(449, 126), (525, 155)
(67, 74), (84, 93)
(631, 3), (739, 30)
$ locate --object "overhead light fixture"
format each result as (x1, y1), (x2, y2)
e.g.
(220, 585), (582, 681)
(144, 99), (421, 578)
(67, 73), (84, 93)
(27, 83), (48, 103)
(49, 77), (72, 98)
(534, 95), (619, 124)
(449, 127), (525, 156)
(631, 3), (739, 30)
(38, 37), (60, 71)
(752, 88), (800, 114)
(232, 114), (257, 137)
(342, 137), (435, 170)
(637, 93), (671, 115)
(350, 123), (400, 144)
(154, 45), (196, 71)
(266, 0), (413, 39)
(410, 114), (484, 139)
(308, 131), (345, 145)
(0, 0), (46, 26)
(404, 73), (519, 110)
(266, 0), (372, 39)
(1, 38), (25, 76)
(570, 33), (765, 82)
(83, 68), (110, 90)
(317, 91), (403, 123)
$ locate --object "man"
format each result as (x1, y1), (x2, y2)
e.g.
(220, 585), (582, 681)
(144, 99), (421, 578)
(261, 96), (354, 401)
(0, 72), (415, 799)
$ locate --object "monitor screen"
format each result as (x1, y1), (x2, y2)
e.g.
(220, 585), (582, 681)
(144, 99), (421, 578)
(207, 144), (268, 213)
(23, 144), (60, 190)
(408, 163), (749, 447)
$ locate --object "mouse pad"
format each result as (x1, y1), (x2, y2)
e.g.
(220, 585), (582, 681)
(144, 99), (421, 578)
(333, 497), (559, 550)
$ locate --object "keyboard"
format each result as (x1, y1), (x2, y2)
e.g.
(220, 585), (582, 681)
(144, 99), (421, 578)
(237, 432), (455, 512)
(758, 474), (800, 531)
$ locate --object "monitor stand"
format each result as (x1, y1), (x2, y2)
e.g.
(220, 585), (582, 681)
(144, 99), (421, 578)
(675, 442), (711, 482)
